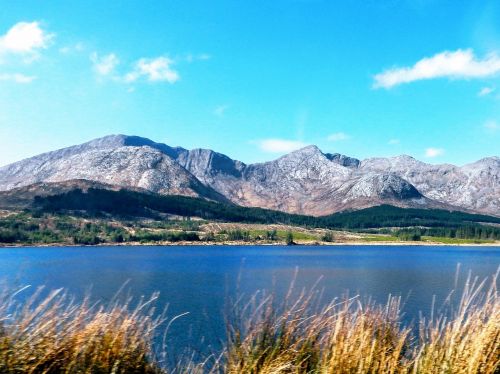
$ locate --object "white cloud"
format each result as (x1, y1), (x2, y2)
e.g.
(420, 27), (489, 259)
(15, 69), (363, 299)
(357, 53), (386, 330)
(125, 57), (179, 83)
(388, 138), (400, 145)
(90, 52), (119, 76)
(0, 21), (53, 59)
(255, 139), (307, 153)
(374, 49), (500, 89)
(478, 86), (495, 96)
(484, 120), (499, 133)
(327, 132), (350, 141)
(425, 147), (445, 158)
(0, 73), (36, 83)
(213, 104), (229, 117)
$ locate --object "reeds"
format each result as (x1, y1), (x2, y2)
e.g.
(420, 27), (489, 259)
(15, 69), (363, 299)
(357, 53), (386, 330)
(223, 270), (499, 374)
(0, 271), (498, 373)
(0, 286), (166, 373)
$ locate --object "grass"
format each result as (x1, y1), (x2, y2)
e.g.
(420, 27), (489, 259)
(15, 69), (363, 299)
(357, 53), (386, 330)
(0, 272), (498, 373)
(223, 271), (500, 373)
(360, 235), (496, 244)
(0, 286), (166, 373)
(361, 235), (400, 242)
(421, 236), (495, 244)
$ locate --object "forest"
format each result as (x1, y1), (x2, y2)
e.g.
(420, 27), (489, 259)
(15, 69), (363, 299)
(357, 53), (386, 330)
(0, 187), (498, 245)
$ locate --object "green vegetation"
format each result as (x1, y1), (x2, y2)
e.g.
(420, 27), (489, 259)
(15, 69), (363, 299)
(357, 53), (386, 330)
(0, 188), (498, 245)
(361, 235), (400, 242)
(33, 188), (500, 230)
(321, 231), (334, 242)
(243, 229), (318, 242)
(0, 209), (498, 246)
(396, 228), (422, 241)
(0, 273), (498, 373)
(0, 212), (202, 245)
(422, 236), (495, 244)
(396, 225), (499, 241)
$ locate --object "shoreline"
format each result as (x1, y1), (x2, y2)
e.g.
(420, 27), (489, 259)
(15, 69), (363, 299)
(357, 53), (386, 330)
(1, 240), (499, 248)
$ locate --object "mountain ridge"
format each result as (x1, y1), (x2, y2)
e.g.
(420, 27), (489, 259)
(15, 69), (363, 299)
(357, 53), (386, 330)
(0, 134), (498, 216)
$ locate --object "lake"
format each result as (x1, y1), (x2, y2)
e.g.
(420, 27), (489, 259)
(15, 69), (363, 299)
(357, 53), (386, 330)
(0, 244), (498, 356)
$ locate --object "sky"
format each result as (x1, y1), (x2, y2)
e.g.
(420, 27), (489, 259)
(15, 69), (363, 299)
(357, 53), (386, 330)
(0, 0), (499, 167)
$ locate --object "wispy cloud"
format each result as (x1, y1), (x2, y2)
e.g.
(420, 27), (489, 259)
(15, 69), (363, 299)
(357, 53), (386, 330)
(388, 138), (400, 145)
(0, 21), (53, 61)
(478, 86), (495, 96)
(89, 50), (208, 85)
(327, 132), (350, 141)
(125, 57), (179, 83)
(90, 52), (119, 76)
(185, 53), (211, 63)
(374, 49), (500, 89)
(0, 73), (36, 83)
(59, 42), (84, 55)
(254, 139), (307, 153)
(484, 120), (499, 133)
(213, 104), (229, 117)
(425, 147), (445, 158)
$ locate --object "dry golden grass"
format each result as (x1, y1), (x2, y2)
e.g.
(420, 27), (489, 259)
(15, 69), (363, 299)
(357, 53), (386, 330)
(223, 271), (499, 374)
(0, 271), (498, 373)
(412, 274), (500, 373)
(0, 286), (166, 373)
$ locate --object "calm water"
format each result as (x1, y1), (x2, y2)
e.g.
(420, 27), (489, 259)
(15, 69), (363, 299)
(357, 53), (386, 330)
(0, 245), (499, 355)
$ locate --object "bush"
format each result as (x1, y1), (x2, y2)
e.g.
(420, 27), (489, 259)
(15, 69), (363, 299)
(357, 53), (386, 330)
(0, 229), (27, 243)
(227, 230), (250, 241)
(321, 232), (334, 242)
(265, 230), (278, 241)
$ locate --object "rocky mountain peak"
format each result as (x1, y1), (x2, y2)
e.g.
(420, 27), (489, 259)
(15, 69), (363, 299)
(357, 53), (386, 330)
(349, 172), (422, 200)
(324, 153), (360, 168)
(176, 148), (246, 180)
(88, 134), (187, 160)
(276, 145), (323, 160)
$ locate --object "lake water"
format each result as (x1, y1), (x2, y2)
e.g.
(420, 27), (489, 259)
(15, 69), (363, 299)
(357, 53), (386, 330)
(0, 245), (499, 357)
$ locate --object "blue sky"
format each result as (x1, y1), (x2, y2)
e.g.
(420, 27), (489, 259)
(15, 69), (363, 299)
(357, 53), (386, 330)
(0, 0), (499, 167)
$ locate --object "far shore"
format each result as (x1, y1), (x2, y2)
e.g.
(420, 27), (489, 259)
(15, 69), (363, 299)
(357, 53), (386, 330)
(1, 240), (499, 248)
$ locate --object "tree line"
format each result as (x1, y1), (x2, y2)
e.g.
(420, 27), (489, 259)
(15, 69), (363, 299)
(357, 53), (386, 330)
(33, 188), (500, 231)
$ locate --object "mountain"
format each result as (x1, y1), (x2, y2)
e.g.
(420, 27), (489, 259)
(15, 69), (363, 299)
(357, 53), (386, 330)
(360, 155), (500, 216)
(0, 134), (498, 216)
(206, 145), (435, 216)
(0, 135), (226, 203)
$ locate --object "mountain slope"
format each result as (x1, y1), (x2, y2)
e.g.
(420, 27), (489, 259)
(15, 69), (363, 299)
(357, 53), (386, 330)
(360, 155), (499, 216)
(7, 183), (499, 229)
(178, 145), (453, 215)
(0, 134), (498, 216)
(0, 135), (226, 202)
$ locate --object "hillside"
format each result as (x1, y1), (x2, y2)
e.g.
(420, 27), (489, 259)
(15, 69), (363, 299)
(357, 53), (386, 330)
(0, 135), (497, 216)
(27, 185), (500, 229)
